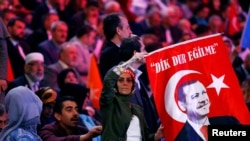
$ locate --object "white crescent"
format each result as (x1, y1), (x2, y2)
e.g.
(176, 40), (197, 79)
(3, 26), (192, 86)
(164, 70), (201, 123)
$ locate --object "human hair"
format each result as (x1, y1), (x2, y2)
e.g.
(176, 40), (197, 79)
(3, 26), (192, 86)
(50, 20), (67, 31)
(53, 96), (76, 114)
(0, 9), (16, 19)
(178, 80), (199, 103)
(86, 0), (99, 9)
(0, 104), (5, 116)
(118, 36), (141, 62)
(59, 42), (76, 56)
(76, 24), (96, 38)
(41, 12), (58, 23)
(7, 17), (25, 27)
(103, 13), (122, 40)
(104, 0), (120, 11)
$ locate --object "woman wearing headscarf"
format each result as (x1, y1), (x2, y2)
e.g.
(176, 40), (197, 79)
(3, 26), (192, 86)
(100, 52), (164, 141)
(0, 86), (42, 141)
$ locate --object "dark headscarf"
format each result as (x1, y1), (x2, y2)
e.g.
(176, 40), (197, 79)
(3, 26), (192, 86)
(57, 68), (78, 89)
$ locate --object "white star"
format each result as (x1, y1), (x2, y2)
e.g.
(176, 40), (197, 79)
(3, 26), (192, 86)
(207, 74), (229, 95)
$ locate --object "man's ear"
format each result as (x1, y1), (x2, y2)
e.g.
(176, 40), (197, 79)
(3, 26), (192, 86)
(24, 64), (28, 72)
(178, 101), (186, 112)
(54, 113), (61, 121)
(116, 27), (121, 36)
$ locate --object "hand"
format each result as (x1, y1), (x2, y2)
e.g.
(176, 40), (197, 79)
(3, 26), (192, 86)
(0, 79), (7, 94)
(80, 125), (102, 141)
(88, 125), (103, 137)
(154, 124), (164, 141)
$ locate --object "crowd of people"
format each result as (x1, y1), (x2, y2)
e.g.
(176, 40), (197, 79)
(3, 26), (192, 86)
(0, 0), (250, 140)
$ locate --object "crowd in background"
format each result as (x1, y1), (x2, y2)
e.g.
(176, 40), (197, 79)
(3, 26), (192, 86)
(0, 0), (250, 140)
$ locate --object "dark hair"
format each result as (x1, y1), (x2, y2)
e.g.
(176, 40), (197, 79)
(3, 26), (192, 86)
(0, 104), (5, 116)
(53, 96), (76, 114)
(7, 17), (26, 27)
(76, 25), (96, 38)
(41, 12), (58, 23)
(103, 13), (122, 40)
(178, 80), (199, 103)
(194, 25), (210, 36)
(0, 9), (16, 19)
(86, 0), (99, 8)
(118, 36), (141, 62)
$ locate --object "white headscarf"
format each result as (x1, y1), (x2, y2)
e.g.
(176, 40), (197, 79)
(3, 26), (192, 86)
(0, 86), (42, 141)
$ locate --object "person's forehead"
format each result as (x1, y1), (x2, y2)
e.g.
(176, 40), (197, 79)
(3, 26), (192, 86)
(62, 101), (77, 108)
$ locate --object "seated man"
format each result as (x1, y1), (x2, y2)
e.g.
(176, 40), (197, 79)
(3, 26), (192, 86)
(6, 52), (45, 93)
(39, 96), (102, 141)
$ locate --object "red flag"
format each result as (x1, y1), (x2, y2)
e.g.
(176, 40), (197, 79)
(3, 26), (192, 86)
(87, 54), (103, 110)
(7, 57), (14, 82)
(145, 33), (250, 141)
(227, 3), (240, 36)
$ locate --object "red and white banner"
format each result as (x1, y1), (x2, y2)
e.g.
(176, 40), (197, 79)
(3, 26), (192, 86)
(145, 34), (250, 141)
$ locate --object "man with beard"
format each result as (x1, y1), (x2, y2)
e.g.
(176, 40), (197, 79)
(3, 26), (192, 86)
(6, 52), (45, 93)
(7, 17), (31, 78)
(39, 96), (102, 141)
(43, 42), (82, 91)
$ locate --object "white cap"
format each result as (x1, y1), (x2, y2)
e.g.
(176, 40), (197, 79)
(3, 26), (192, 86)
(25, 52), (44, 64)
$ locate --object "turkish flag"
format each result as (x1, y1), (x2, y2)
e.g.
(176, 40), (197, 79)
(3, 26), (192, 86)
(145, 33), (250, 141)
(227, 3), (240, 36)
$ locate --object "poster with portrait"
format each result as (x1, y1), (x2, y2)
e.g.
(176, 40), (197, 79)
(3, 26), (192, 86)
(145, 33), (250, 141)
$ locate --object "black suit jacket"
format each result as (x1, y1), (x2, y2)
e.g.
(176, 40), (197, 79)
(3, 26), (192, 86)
(6, 75), (46, 94)
(175, 116), (240, 141)
(99, 40), (120, 80)
(26, 28), (48, 52)
(7, 39), (31, 78)
(234, 65), (248, 85)
(130, 79), (160, 133)
(37, 40), (59, 66)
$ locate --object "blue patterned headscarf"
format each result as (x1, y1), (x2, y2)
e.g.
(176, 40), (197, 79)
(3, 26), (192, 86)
(0, 86), (42, 141)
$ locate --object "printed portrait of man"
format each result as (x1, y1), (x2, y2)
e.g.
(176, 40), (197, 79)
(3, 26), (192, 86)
(175, 80), (239, 141)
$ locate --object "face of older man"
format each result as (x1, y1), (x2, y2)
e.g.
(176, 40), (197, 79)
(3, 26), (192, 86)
(25, 60), (44, 82)
(182, 81), (210, 120)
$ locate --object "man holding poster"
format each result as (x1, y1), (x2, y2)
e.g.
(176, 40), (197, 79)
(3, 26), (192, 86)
(144, 33), (250, 141)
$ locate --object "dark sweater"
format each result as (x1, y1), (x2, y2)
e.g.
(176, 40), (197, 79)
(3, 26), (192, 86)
(39, 121), (90, 141)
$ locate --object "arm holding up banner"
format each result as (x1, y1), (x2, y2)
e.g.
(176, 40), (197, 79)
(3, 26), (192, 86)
(117, 52), (147, 72)
(100, 52), (164, 141)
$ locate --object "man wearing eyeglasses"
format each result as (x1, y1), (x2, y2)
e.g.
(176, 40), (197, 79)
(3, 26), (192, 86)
(6, 52), (46, 93)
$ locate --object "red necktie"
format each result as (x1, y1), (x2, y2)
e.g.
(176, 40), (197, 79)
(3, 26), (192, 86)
(200, 125), (208, 141)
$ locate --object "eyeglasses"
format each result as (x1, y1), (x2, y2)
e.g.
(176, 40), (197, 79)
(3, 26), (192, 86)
(117, 77), (133, 83)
